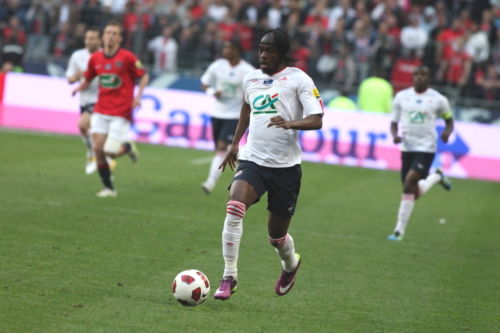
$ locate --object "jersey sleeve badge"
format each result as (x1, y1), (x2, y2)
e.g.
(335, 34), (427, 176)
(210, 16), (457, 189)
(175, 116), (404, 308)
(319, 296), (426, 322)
(135, 60), (143, 69)
(312, 88), (321, 99)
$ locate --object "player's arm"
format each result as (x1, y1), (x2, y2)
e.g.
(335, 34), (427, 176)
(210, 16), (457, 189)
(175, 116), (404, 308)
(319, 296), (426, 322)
(132, 72), (150, 109)
(390, 94), (402, 143)
(201, 62), (222, 99)
(268, 114), (322, 130)
(201, 84), (222, 99)
(66, 54), (82, 84)
(440, 107), (454, 143)
(72, 57), (96, 96)
(219, 101), (251, 172)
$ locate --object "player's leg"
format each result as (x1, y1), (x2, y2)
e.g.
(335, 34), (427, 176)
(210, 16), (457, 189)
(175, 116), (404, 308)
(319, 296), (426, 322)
(78, 107), (96, 174)
(202, 118), (237, 194)
(214, 162), (264, 300)
(418, 154), (452, 193)
(104, 117), (138, 162)
(91, 113), (116, 197)
(389, 153), (426, 240)
(266, 165), (302, 296)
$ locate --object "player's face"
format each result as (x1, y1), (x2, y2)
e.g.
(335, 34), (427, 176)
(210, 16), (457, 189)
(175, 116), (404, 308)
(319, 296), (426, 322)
(222, 42), (235, 60)
(85, 31), (101, 53)
(103, 25), (122, 49)
(412, 68), (430, 91)
(258, 34), (281, 75)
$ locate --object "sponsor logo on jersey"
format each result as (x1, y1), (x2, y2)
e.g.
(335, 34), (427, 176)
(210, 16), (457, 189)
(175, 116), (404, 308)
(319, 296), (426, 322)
(252, 93), (278, 114)
(263, 79), (273, 86)
(99, 74), (122, 89)
(251, 79), (259, 83)
(278, 77), (287, 81)
(135, 60), (143, 69)
(408, 110), (427, 124)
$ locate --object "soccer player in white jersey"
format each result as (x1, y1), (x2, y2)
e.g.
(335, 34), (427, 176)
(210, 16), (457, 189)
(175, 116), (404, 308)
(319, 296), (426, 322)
(66, 27), (102, 175)
(200, 40), (255, 194)
(388, 65), (454, 241)
(213, 29), (324, 300)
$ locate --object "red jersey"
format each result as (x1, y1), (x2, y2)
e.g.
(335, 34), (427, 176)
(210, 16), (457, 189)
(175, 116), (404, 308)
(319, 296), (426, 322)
(85, 48), (146, 120)
(446, 51), (471, 84)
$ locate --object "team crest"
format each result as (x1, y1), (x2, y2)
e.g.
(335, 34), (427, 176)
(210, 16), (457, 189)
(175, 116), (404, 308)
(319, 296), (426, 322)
(263, 79), (273, 86)
(105, 63), (112, 70)
(135, 60), (143, 69)
(115, 61), (122, 68)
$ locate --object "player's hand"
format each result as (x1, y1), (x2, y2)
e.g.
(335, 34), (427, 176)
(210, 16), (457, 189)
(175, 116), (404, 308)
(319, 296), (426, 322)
(71, 86), (80, 96)
(267, 116), (291, 129)
(219, 145), (239, 172)
(214, 91), (223, 99)
(132, 97), (141, 109)
(393, 136), (402, 144)
(441, 130), (451, 143)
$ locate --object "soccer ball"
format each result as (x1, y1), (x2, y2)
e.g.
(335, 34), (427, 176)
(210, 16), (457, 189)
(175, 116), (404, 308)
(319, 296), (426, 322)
(172, 269), (210, 306)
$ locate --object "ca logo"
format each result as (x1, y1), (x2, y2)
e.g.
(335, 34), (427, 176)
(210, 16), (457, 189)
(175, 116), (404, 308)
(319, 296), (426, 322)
(252, 94), (278, 114)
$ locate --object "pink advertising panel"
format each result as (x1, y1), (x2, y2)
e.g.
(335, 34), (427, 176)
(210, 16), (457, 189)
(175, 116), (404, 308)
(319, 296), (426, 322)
(1, 72), (499, 182)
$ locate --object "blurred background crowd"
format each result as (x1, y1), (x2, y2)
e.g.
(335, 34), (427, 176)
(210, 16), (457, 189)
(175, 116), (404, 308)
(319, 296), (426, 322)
(1, 0), (499, 122)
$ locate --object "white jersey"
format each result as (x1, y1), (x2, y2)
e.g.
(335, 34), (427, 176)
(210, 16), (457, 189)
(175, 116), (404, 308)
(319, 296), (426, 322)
(66, 48), (99, 107)
(391, 87), (451, 153)
(200, 58), (255, 119)
(240, 67), (324, 168)
(147, 36), (178, 74)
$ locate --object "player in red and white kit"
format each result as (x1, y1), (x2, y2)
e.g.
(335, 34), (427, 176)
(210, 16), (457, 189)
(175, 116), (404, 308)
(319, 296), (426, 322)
(72, 21), (149, 197)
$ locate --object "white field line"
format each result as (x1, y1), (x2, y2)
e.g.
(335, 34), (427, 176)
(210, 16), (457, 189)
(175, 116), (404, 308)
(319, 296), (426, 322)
(190, 156), (213, 165)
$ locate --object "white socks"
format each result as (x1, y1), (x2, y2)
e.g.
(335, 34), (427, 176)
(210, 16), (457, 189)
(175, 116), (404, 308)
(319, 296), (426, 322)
(206, 151), (226, 186)
(418, 173), (441, 196)
(269, 233), (298, 273)
(222, 200), (245, 279)
(394, 194), (415, 235)
(82, 134), (93, 158)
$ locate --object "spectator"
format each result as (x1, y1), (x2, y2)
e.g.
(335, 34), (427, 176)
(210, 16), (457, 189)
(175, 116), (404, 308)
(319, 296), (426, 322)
(219, 12), (239, 42)
(25, 0), (53, 35)
(207, 0), (229, 23)
(177, 25), (198, 70)
(348, 19), (373, 84)
(466, 20), (490, 64)
(372, 21), (398, 78)
(0, 0), (28, 25)
(390, 50), (422, 92)
(357, 67), (393, 113)
(328, 0), (355, 32)
(401, 13), (429, 56)
(475, 63), (500, 100)
(492, 28), (500, 73)
(436, 36), (472, 97)
(80, 0), (101, 29)
(304, 0), (329, 31)
(291, 39), (310, 73)
(2, 16), (26, 45)
(1, 35), (24, 68)
(0, 61), (15, 72)
(331, 44), (356, 94)
(436, 17), (464, 61)
(51, 22), (74, 58)
(53, 0), (79, 31)
(147, 25), (178, 74)
(266, 0), (284, 29)
(327, 90), (357, 111)
(420, 6), (438, 34)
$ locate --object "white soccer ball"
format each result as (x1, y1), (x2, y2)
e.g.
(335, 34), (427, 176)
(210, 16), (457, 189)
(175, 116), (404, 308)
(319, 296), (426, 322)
(172, 269), (210, 306)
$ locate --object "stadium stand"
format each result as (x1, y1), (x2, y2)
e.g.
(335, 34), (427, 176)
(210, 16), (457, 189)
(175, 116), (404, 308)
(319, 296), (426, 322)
(1, 0), (499, 123)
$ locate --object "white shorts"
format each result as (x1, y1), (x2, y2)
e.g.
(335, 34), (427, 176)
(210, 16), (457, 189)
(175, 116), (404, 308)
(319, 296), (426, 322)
(90, 113), (130, 142)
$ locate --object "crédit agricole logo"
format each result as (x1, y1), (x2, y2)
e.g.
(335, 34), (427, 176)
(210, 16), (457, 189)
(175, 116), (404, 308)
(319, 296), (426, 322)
(252, 93), (278, 114)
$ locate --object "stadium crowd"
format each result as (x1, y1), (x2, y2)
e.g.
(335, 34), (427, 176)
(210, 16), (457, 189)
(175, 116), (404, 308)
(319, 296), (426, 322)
(1, 0), (500, 102)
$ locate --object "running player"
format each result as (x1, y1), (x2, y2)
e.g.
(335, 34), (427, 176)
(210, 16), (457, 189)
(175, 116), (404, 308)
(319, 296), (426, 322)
(388, 65), (454, 241)
(72, 21), (149, 197)
(66, 27), (101, 175)
(200, 40), (254, 194)
(214, 29), (324, 300)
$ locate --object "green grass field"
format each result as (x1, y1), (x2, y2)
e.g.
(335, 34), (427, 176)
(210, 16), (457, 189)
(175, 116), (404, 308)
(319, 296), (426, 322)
(1, 129), (499, 333)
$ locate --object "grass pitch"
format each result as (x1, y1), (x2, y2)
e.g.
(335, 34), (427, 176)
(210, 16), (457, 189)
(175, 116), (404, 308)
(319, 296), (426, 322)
(1, 130), (499, 333)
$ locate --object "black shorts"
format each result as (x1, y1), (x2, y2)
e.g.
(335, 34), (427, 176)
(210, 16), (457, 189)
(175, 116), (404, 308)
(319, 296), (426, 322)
(211, 117), (238, 144)
(401, 152), (436, 182)
(230, 160), (302, 218)
(80, 104), (95, 114)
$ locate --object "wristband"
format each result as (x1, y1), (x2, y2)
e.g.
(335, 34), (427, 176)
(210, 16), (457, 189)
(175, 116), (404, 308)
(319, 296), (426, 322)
(206, 87), (216, 96)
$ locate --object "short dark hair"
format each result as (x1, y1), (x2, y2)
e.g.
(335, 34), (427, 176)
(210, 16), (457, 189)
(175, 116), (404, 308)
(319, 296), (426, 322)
(104, 20), (123, 36)
(227, 39), (243, 55)
(259, 28), (298, 66)
(86, 26), (102, 38)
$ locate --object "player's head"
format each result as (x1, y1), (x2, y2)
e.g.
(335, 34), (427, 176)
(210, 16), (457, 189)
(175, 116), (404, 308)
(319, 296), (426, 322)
(258, 28), (297, 75)
(85, 27), (101, 53)
(222, 40), (242, 61)
(412, 65), (431, 92)
(103, 20), (123, 49)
